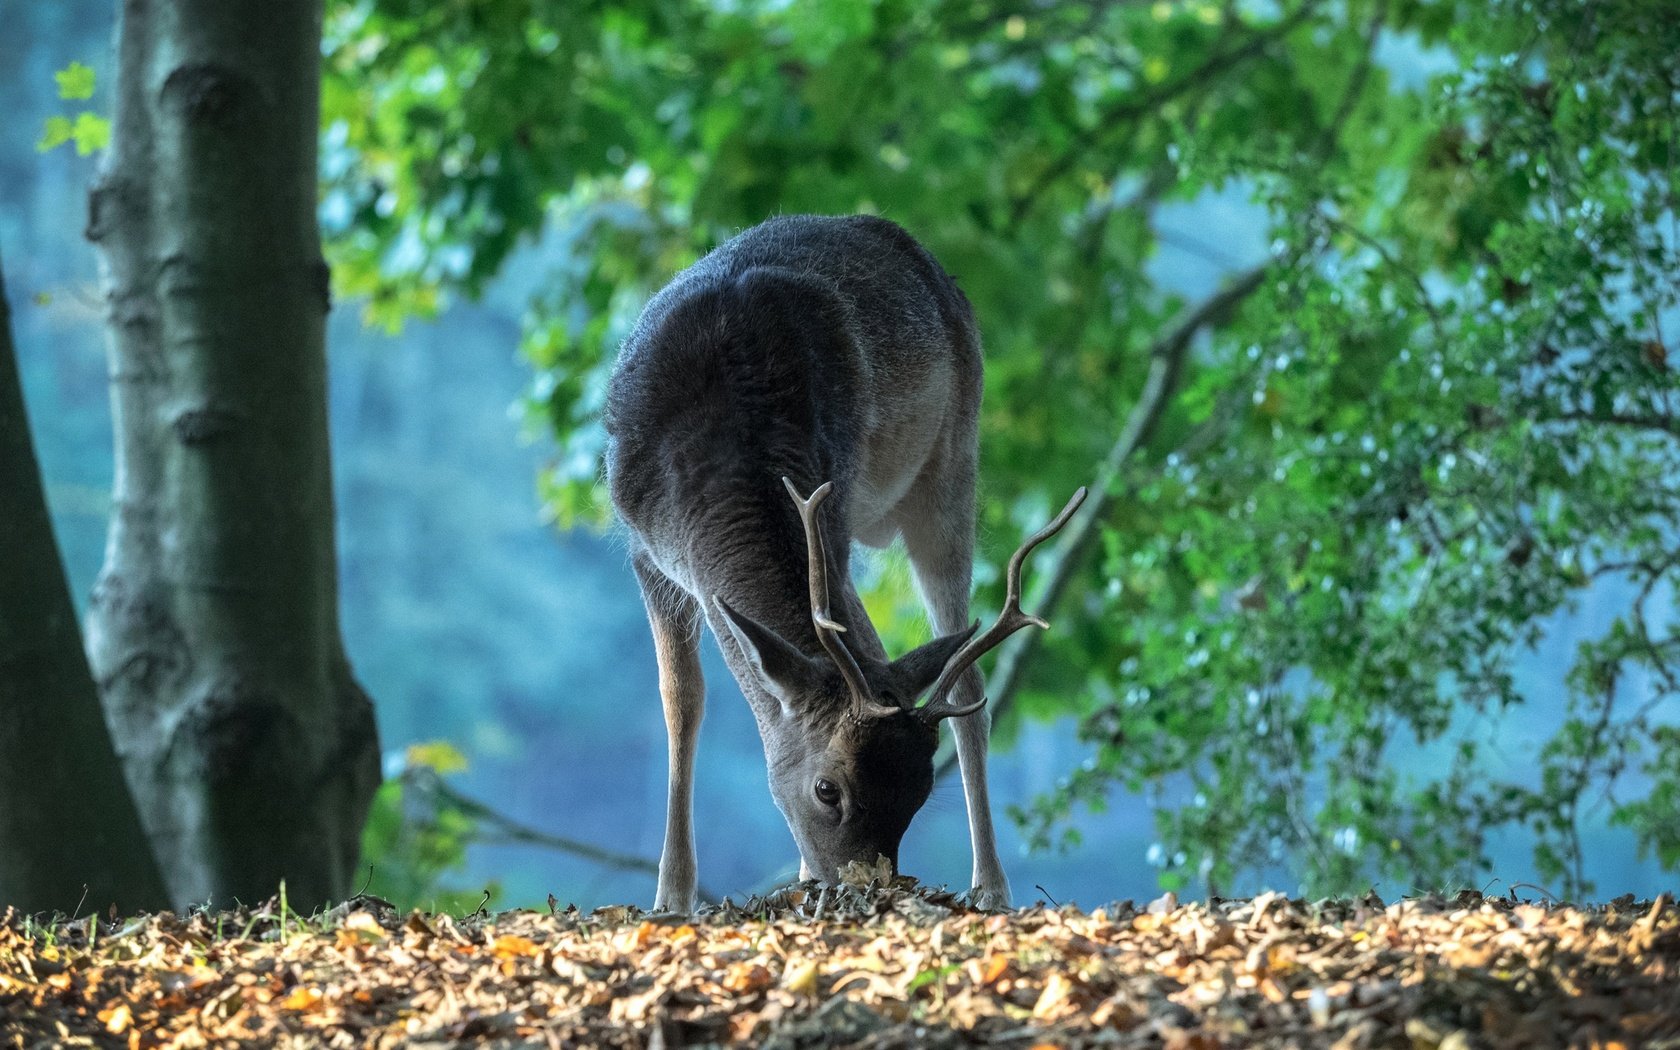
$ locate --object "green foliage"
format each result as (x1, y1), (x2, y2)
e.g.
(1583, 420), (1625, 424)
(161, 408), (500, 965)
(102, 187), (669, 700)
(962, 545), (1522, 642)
(37, 63), (108, 154)
(53, 61), (96, 101)
(361, 742), (499, 913)
(324, 0), (1680, 898)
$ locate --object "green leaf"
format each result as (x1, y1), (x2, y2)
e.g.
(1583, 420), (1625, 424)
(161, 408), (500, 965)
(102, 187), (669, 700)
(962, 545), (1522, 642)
(36, 116), (73, 153)
(405, 740), (469, 774)
(904, 963), (960, 993)
(71, 112), (110, 155)
(55, 61), (96, 100)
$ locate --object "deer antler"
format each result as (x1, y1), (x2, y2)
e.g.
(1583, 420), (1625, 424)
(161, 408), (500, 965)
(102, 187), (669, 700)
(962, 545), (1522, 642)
(915, 486), (1089, 725)
(783, 477), (901, 720)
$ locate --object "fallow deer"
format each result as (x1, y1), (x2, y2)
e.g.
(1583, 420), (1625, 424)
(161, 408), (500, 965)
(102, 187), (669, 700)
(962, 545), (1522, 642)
(605, 214), (1084, 912)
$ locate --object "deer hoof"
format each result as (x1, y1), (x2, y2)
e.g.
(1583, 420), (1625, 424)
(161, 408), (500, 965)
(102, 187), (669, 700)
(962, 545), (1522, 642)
(653, 888), (698, 915)
(968, 881), (1012, 912)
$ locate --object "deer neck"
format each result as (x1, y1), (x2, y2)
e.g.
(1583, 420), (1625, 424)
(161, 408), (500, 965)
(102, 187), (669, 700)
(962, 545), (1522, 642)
(697, 504), (886, 667)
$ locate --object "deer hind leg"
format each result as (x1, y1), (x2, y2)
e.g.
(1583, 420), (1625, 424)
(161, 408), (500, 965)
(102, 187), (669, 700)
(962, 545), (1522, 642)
(898, 479), (1013, 910)
(632, 550), (706, 913)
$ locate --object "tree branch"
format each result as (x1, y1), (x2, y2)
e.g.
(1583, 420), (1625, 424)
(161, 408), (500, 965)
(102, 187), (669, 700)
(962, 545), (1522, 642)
(411, 771), (721, 905)
(1314, 0), (1387, 156)
(942, 0), (1391, 785)
(1007, 1), (1321, 227)
(1545, 409), (1680, 436)
(936, 264), (1270, 782)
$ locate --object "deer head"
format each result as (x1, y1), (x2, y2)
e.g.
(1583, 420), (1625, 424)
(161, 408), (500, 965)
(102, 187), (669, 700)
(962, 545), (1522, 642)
(714, 478), (1086, 883)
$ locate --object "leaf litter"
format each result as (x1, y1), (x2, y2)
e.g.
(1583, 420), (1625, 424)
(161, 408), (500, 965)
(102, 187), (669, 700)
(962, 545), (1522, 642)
(1, 876), (1675, 1049)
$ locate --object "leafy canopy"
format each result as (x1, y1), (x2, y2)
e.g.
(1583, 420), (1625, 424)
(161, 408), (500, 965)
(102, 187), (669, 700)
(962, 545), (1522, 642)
(323, 0), (1680, 897)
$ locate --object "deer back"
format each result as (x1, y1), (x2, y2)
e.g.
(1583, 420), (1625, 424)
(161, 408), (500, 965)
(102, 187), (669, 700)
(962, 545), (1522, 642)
(606, 215), (980, 622)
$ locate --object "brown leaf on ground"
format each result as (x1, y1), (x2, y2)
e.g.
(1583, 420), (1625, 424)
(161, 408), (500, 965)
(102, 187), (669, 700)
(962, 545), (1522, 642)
(2, 886), (1678, 1048)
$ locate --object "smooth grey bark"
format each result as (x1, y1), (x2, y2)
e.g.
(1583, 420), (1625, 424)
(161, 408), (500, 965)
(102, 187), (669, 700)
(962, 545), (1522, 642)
(0, 252), (171, 915)
(84, 0), (379, 910)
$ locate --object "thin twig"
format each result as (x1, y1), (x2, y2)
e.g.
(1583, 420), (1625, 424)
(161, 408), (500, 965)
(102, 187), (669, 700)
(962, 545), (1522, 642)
(1314, 0), (1387, 155)
(1545, 409), (1680, 436)
(414, 772), (721, 904)
(1006, 1), (1322, 227)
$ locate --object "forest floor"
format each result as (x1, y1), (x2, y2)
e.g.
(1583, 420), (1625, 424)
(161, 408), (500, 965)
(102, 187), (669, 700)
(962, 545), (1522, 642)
(1, 876), (1676, 1049)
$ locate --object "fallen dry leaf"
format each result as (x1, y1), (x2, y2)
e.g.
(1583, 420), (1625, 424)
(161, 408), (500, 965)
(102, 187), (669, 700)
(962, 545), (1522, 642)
(340, 910), (386, 941)
(489, 933), (541, 959)
(0, 885), (1676, 1048)
(277, 986), (323, 1012)
(973, 952), (1010, 987)
(96, 1001), (131, 1034)
(781, 958), (820, 996)
(722, 961), (774, 995)
(1032, 970), (1076, 1019)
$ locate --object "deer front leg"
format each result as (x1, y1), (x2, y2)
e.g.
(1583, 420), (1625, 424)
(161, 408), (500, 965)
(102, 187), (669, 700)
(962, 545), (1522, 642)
(633, 554), (706, 914)
(903, 513), (1013, 910)
(943, 666), (1012, 909)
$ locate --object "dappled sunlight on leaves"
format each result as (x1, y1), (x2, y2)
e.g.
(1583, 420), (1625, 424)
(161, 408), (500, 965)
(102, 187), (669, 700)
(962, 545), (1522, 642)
(2, 887), (1676, 1047)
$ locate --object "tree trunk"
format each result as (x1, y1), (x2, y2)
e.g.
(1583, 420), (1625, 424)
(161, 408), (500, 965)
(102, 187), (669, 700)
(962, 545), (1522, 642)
(83, 0), (380, 910)
(0, 252), (171, 916)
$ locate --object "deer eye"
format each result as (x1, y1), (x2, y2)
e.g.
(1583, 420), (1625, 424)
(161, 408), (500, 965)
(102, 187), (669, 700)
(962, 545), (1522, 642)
(813, 778), (841, 808)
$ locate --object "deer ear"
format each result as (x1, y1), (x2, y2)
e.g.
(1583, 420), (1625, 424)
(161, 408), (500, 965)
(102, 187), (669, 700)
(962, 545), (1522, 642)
(714, 597), (822, 706)
(889, 620), (980, 702)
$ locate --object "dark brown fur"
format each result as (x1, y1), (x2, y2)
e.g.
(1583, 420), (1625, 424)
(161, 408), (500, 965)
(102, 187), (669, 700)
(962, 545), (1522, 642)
(606, 215), (1009, 911)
